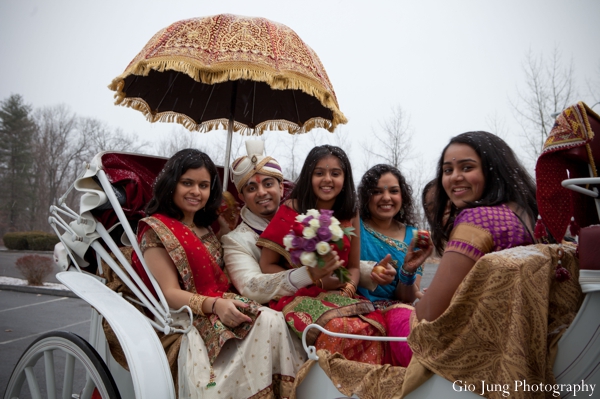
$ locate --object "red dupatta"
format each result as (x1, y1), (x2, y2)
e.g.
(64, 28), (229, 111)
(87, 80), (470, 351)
(132, 214), (260, 366)
(132, 213), (230, 297)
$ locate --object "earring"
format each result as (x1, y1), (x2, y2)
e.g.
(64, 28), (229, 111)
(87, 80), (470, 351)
(399, 209), (405, 218)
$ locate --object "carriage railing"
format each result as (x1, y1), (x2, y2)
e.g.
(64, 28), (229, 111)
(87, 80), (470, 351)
(48, 152), (193, 335)
(302, 324), (407, 361)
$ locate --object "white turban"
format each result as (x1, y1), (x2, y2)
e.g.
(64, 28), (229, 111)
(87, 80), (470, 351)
(231, 140), (283, 192)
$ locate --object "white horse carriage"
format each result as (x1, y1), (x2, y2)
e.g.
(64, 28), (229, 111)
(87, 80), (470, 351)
(4, 10), (600, 397)
(4, 101), (600, 399)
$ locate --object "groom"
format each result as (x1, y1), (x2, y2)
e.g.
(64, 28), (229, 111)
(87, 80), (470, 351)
(222, 141), (393, 304)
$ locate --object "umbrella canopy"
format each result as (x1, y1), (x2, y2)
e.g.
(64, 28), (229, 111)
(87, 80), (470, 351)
(109, 14), (346, 134)
(109, 14), (346, 189)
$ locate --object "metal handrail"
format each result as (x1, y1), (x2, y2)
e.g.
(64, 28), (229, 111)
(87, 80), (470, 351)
(301, 323), (407, 361)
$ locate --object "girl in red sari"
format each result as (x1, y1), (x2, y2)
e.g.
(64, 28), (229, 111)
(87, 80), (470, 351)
(132, 149), (305, 399)
(257, 145), (389, 365)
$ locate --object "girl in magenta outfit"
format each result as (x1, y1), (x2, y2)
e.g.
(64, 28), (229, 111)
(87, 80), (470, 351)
(405, 131), (537, 321)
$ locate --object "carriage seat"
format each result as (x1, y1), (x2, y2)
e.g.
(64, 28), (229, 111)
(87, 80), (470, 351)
(579, 225), (600, 271)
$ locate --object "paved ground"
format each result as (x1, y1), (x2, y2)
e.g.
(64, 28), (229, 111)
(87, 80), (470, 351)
(0, 289), (91, 396)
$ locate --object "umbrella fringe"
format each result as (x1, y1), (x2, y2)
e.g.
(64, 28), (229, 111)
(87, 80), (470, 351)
(109, 58), (348, 130)
(110, 96), (337, 135)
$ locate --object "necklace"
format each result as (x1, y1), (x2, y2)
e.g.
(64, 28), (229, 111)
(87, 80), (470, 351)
(182, 220), (196, 229)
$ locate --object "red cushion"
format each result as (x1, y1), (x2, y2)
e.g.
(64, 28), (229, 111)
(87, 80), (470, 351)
(579, 225), (600, 270)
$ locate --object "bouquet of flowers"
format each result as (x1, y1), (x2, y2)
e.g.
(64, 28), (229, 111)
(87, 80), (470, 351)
(283, 209), (354, 283)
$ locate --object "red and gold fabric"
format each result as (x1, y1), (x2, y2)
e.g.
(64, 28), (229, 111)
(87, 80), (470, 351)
(258, 205), (388, 364)
(132, 213), (261, 365)
(535, 101), (600, 241)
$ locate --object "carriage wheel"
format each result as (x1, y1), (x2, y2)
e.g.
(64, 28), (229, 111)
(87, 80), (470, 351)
(4, 331), (120, 399)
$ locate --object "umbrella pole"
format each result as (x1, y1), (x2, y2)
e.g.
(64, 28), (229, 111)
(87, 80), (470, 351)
(222, 80), (238, 192)
(222, 117), (233, 192)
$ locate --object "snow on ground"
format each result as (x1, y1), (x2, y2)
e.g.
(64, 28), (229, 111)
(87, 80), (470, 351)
(0, 276), (68, 290)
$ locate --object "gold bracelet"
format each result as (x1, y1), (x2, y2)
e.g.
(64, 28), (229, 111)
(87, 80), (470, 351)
(343, 282), (356, 297)
(307, 267), (320, 286)
(189, 294), (208, 316)
(317, 278), (323, 289)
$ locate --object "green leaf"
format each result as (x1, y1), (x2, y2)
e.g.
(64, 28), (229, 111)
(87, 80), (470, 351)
(334, 239), (344, 251)
(343, 226), (357, 237)
(334, 267), (351, 284)
(317, 257), (326, 268)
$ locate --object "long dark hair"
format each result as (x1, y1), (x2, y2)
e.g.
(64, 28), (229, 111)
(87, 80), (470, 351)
(431, 131), (537, 253)
(358, 164), (417, 227)
(289, 145), (357, 220)
(146, 149), (222, 227)
(421, 178), (437, 228)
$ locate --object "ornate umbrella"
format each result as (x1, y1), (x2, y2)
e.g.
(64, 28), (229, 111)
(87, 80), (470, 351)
(108, 14), (347, 189)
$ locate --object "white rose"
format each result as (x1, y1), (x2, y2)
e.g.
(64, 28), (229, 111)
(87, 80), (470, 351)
(330, 217), (340, 226)
(300, 251), (318, 267)
(283, 234), (294, 250)
(303, 226), (317, 239)
(295, 214), (308, 223)
(330, 224), (344, 241)
(316, 241), (331, 256)
(309, 218), (320, 229)
(307, 209), (320, 218)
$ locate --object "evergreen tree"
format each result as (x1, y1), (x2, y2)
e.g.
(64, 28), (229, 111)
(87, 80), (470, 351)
(0, 94), (36, 233)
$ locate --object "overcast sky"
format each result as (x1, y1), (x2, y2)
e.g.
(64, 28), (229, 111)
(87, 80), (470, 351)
(1, 0), (599, 186)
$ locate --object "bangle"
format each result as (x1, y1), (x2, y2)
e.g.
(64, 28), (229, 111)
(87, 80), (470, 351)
(399, 269), (416, 286)
(307, 267), (320, 286)
(189, 294), (208, 316)
(400, 265), (416, 276)
(211, 297), (220, 314)
(316, 278), (323, 289)
(339, 282), (356, 297)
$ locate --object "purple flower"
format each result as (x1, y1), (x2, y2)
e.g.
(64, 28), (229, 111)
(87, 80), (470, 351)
(303, 238), (318, 252)
(291, 236), (305, 249)
(317, 226), (333, 241)
(291, 249), (302, 265)
(318, 213), (331, 227)
(320, 209), (334, 218)
(302, 215), (314, 226)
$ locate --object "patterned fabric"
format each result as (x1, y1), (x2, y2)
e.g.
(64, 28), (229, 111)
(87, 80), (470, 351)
(409, 244), (582, 399)
(134, 214), (260, 365)
(258, 205), (388, 364)
(178, 307), (306, 399)
(269, 286), (377, 343)
(445, 204), (533, 262)
(292, 244), (582, 399)
(357, 219), (422, 302)
(231, 140), (284, 192)
(316, 314), (389, 366)
(535, 101), (600, 241)
(108, 14), (347, 135)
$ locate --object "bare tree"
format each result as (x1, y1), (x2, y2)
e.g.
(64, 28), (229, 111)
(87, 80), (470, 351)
(585, 60), (600, 109)
(79, 117), (149, 158)
(485, 112), (509, 140)
(29, 107), (151, 231)
(155, 127), (200, 157)
(30, 105), (84, 230)
(281, 133), (303, 181)
(363, 105), (414, 169)
(511, 48), (577, 162)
